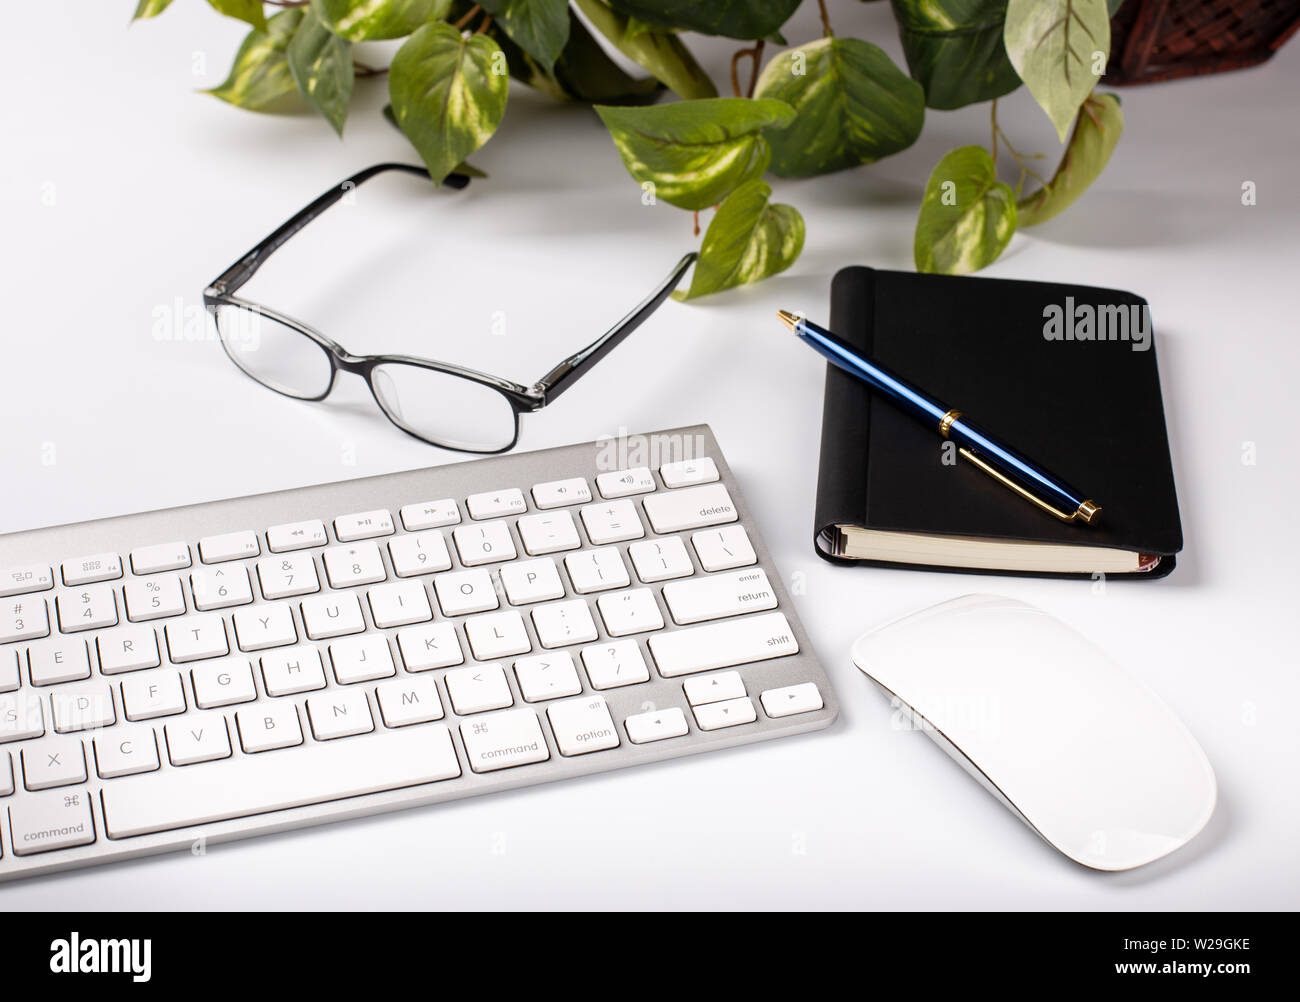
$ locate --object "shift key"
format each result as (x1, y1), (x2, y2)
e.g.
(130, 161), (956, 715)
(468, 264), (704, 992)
(648, 612), (798, 677)
(9, 789), (96, 855)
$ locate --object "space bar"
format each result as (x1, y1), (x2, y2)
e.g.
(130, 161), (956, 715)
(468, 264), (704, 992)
(102, 726), (462, 839)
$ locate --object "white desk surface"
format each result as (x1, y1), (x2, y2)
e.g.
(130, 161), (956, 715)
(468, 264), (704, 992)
(2, 3), (1296, 910)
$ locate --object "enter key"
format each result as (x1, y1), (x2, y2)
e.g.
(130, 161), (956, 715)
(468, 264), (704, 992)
(662, 569), (778, 625)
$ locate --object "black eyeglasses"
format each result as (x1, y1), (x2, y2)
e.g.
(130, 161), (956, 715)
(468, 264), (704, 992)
(204, 163), (696, 454)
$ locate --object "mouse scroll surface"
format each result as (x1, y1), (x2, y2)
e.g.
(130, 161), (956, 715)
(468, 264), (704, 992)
(852, 595), (1216, 871)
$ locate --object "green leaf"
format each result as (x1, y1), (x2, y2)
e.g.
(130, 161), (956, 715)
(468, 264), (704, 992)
(1018, 92), (1122, 226)
(133, 0), (175, 19)
(289, 8), (354, 135)
(1004, 0), (1111, 142)
(914, 145), (1016, 274)
(208, 0), (269, 33)
(573, 0), (716, 99)
(594, 98), (795, 211)
(311, 0), (451, 41)
(205, 9), (306, 112)
(754, 37), (925, 177)
(889, 0), (1021, 110)
(382, 104), (490, 174)
(389, 22), (509, 184)
(479, 0), (569, 73)
(550, 11), (661, 104)
(605, 0), (800, 41)
(674, 179), (804, 300)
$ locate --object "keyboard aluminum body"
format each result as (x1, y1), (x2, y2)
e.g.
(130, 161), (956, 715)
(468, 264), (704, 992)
(0, 424), (836, 882)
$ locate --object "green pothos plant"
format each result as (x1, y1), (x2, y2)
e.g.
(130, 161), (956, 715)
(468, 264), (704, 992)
(134, 0), (1128, 298)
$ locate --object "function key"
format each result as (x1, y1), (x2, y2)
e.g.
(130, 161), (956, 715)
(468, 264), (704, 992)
(531, 478), (592, 510)
(0, 564), (54, 597)
(198, 531), (261, 564)
(595, 467), (655, 499)
(267, 519), (328, 552)
(130, 542), (192, 575)
(61, 552), (122, 586)
(466, 488), (526, 520)
(660, 457), (719, 489)
(400, 498), (460, 531)
(334, 510), (395, 542)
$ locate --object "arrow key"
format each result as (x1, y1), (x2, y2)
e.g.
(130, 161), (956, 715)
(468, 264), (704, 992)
(624, 706), (689, 744)
(691, 696), (756, 732)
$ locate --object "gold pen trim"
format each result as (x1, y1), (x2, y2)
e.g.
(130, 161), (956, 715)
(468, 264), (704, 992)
(938, 409), (962, 438)
(959, 448), (1101, 525)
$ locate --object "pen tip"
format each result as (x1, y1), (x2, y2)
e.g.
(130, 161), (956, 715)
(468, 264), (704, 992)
(776, 310), (799, 332)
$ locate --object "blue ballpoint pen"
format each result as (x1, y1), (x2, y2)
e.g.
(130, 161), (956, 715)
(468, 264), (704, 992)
(778, 310), (1101, 525)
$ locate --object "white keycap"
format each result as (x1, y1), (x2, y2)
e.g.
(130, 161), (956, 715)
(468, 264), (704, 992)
(334, 509), (395, 541)
(56, 585), (119, 632)
(165, 713), (232, 765)
(0, 651), (18, 693)
(548, 695), (619, 756)
(256, 553), (321, 599)
(367, 580), (432, 628)
(596, 467), (655, 498)
(659, 456), (720, 488)
(400, 498), (460, 531)
(433, 569), (499, 617)
(0, 597), (49, 645)
(513, 652), (582, 702)
(232, 603), (298, 651)
(301, 592), (366, 640)
(97, 624), (160, 675)
(684, 671), (746, 706)
(198, 531), (260, 564)
(23, 737), (87, 790)
(531, 477), (592, 509)
(267, 519), (327, 552)
(323, 542), (387, 588)
(192, 658), (258, 708)
(531, 599), (598, 649)
(691, 525), (757, 572)
(191, 565), (253, 610)
(122, 670), (187, 720)
(51, 683), (116, 732)
(596, 588), (665, 637)
(465, 610), (531, 660)
(624, 706), (689, 744)
(307, 690), (375, 740)
(124, 574), (187, 622)
(466, 488), (526, 520)
(692, 696), (757, 731)
(459, 709), (549, 773)
(396, 622), (464, 671)
(499, 558), (565, 605)
(9, 789), (95, 855)
(376, 677), (445, 727)
(648, 612), (798, 677)
(643, 483), (739, 534)
(164, 613), (230, 663)
(663, 568), (777, 625)
(0, 753), (10, 796)
(329, 635), (396, 685)
(94, 724), (161, 778)
(236, 702), (304, 753)
(580, 500), (645, 545)
(517, 511), (582, 555)
(628, 536), (694, 582)
(564, 547), (630, 594)
(130, 542), (191, 575)
(102, 727), (460, 838)
(581, 640), (650, 690)
(0, 564), (54, 597)
(761, 682), (824, 718)
(27, 638), (91, 686)
(62, 552), (123, 585)
(445, 663), (514, 715)
(0, 690), (45, 743)
(453, 521), (517, 566)
(260, 646), (327, 696)
(388, 531), (452, 577)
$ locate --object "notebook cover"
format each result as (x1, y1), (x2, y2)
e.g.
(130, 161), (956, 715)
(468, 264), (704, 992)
(814, 266), (1182, 579)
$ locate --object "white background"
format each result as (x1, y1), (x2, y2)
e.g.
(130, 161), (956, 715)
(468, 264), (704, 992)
(1, 1), (1297, 909)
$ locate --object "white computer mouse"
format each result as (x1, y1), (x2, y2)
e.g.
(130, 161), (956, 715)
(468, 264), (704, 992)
(851, 594), (1216, 871)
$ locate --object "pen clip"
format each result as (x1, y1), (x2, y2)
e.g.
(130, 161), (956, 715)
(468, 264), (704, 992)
(958, 448), (1099, 524)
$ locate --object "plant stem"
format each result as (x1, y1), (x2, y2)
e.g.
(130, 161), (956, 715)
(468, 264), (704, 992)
(454, 4), (482, 30)
(817, 0), (833, 37)
(990, 99), (999, 163)
(730, 41), (765, 98)
(264, 1), (310, 6)
(475, 14), (493, 34)
(747, 40), (765, 97)
(354, 62), (388, 78)
(692, 211), (700, 237)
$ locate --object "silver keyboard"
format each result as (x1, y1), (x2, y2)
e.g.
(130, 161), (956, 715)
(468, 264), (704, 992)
(0, 425), (836, 881)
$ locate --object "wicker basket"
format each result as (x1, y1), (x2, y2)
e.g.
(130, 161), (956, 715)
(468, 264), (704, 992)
(1105, 0), (1300, 83)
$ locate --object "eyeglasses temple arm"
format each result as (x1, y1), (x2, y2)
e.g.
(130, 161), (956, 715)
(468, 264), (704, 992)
(206, 163), (470, 297)
(530, 251), (697, 405)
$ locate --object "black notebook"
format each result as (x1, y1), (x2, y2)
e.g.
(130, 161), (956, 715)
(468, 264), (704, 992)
(814, 267), (1183, 578)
